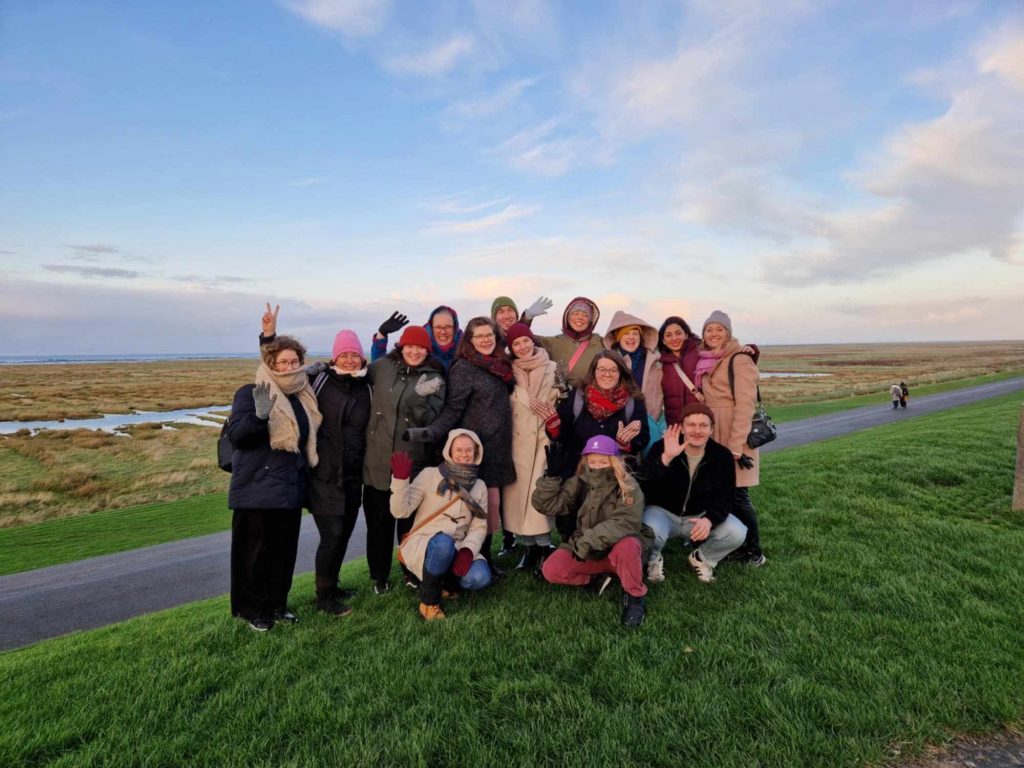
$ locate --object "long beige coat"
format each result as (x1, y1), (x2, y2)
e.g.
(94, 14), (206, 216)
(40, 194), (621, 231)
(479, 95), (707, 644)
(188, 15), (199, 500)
(390, 429), (488, 579)
(502, 358), (558, 536)
(699, 338), (760, 487)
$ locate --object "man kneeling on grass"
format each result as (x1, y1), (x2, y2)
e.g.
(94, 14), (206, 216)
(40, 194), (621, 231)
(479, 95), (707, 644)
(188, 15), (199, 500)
(532, 435), (652, 627)
(641, 403), (746, 584)
(390, 429), (492, 621)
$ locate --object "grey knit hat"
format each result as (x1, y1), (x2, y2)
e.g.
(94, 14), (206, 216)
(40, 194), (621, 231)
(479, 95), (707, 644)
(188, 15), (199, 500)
(702, 310), (732, 336)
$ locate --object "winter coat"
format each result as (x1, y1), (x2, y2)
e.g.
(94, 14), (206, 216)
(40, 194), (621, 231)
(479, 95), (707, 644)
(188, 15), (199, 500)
(422, 358), (515, 487)
(532, 467), (652, 560)
(535, 297), (603, 390)
(641, 437), (736, 526)
(698, 339), (760, 487)
(502, 357), (558, 536)
(552, 387), (649, 478)
(363, 354), (446, 492)
(890, 384), (902, 400)
(226, 384), (310, 510)
(390, 429), (488, 579)
(659, 337), (702, 426)
(307, 368), (371, 515)
(602, 310), (663, 419)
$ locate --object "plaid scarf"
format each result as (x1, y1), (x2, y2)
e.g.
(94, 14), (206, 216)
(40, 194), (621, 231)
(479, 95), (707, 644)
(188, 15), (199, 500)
(436, 461), (486, 518)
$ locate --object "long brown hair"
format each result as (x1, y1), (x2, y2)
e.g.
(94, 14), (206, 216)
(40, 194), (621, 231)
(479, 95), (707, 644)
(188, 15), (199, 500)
(582, 349), (642, 399)
(457, 316), (509, 362)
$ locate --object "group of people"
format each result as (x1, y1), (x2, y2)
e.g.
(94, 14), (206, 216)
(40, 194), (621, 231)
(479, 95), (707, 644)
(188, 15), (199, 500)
(890, 381), (910, 409)
(223, 295), (767, 631)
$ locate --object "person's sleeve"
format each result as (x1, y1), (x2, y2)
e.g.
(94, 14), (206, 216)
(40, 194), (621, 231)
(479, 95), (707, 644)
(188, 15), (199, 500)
(460, 482), (489, 555)
(532, 475), (577, 517)
(422, 362), (470, 441)
(370, 334), (387, 362)
(389, 470), (428, 520)
(225, 386), (268, 449)
(728, 355), (759, 455)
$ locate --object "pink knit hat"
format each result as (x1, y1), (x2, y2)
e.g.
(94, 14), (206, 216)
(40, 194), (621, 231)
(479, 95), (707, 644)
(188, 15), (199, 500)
(332, 330), (364, 361)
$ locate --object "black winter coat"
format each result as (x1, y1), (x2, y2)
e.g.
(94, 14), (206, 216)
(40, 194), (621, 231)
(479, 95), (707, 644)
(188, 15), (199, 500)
(424, 358), (515, 487)
(641, 437), (735, 527)
(308, 369), (371, 514)
(227, 384), (311, 510)
(552, 388), (649, 479)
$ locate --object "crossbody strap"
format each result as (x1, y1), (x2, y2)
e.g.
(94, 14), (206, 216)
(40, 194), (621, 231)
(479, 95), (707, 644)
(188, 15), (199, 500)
(672, 363), (705, 403)
(400, 493), (463, 545)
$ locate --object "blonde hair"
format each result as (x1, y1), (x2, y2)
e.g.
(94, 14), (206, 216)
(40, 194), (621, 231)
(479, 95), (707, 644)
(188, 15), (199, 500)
(576, 454), (638, 505)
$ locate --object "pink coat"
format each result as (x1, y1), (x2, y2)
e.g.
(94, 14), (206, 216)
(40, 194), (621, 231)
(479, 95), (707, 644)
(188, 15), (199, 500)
(699, 339), (760, 487)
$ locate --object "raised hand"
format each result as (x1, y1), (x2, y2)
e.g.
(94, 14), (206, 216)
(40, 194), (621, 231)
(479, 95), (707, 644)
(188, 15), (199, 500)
(544, 442), (568, 477)
(262, 302), (280, 336)
(523, 296), (553, 321)
(662, 424), (686, 462)
(616, 420), (641, 445)
(390, 451), (413, 480)
(378, 311), (409, 337)
(253, 382), (277, 420)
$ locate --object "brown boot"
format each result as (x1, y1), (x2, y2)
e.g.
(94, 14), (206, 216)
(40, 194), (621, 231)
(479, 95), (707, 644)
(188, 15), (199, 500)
(418, 571), (445, 620)
(418, 602), (447, 621)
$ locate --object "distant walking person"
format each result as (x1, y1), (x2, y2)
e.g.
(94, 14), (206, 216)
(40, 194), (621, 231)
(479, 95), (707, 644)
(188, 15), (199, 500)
(900, 382), (909, 409)
(226, 333), (321, 632)
(890, 383), (902, 410)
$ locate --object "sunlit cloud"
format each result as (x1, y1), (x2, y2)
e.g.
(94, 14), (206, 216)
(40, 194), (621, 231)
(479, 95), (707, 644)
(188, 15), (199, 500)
(386, 35), (476, 77)
(280, 0), (392, 37)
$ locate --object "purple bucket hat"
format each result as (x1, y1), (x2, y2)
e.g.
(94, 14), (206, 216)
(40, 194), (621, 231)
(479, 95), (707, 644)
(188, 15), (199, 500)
(581, 435), (620, 456)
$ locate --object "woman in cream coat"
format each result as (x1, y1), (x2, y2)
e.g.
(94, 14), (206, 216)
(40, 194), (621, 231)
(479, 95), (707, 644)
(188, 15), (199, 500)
(695, 310), (765, 566)
(390, 428), (492, 620)
(501, 323), (559, 575)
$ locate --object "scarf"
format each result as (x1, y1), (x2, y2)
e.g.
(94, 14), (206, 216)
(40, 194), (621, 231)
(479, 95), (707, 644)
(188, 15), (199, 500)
(618, 346), (645, 388)
(437, 461), (487, 518)
(694, 348), (723, 391)
(585, 384), (630, 421)
(511, 346), (552, 400)
(331, 365), (368, 378)
(469, 352), (514, 384)
(254, 363), (322, 467)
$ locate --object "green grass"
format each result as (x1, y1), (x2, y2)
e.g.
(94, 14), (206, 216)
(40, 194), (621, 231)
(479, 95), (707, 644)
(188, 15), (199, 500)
(2, 393), (1023, 766)
(0, 494), (229, 576)
(769, 369), (1024, 422)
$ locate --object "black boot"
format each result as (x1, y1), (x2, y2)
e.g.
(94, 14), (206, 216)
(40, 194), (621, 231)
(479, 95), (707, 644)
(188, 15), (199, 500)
(499, 531), (516, 558)
(532, 544), (556, 578)
(515, 545), (536, 572)
(418, 570), (445, 620)
(315, 578), (352, 617)
(621, 593), (646, 627)
(482, 534), (505, 581)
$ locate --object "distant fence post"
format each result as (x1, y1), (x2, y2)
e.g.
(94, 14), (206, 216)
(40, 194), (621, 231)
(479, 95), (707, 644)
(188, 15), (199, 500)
(1015, 406), (1024, 512)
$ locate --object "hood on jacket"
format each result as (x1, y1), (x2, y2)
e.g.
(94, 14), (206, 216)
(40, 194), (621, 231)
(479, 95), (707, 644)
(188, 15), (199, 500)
(560, 296), (600, 337)
(425, 305), (463, 350)
(602, 310), (658, 352)
(442, 428), (484, 465)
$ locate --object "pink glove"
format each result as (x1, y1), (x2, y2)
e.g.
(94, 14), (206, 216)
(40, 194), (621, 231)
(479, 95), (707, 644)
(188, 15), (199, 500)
(390, 451), (413, 480)
(451, 548), (474, 577)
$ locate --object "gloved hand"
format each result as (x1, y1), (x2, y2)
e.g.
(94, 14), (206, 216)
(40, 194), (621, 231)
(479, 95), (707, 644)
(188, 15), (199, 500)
(736, 454), (755, 470)
(253, 382), (277, 420)
(616, 420), (641, 445)
(390, 451), (413, 480)
(568, 531), (589, 560)
(451, 548), (473, 577)
(402, 427), (432, 443)
(529, 398), (556, 422)
(544, 442), (568, 477)
(306, 360), (328, 376)
(523, 295), (553, 321)
(378, 311), (409, 337)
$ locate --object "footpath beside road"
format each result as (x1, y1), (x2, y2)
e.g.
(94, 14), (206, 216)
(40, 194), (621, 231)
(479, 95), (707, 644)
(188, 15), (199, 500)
(2, 375), (1023, 652)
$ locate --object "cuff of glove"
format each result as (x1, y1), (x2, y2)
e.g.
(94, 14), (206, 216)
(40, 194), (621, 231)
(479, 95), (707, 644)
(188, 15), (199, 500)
(617, 440), (632, 452)
(544, 415), (561, 438)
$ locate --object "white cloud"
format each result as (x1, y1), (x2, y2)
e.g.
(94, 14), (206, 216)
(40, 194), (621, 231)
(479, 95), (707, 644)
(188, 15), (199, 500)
(281, 0), (391, 37)
(43, 264), (145, 280)
(429, 193), (511, 215)
(289, 177), (325, 187)
(386, 35), (476, 77)
(497, 120), (591, 177)
(448, 77), (539, 120)
(426, 204), (538, 235)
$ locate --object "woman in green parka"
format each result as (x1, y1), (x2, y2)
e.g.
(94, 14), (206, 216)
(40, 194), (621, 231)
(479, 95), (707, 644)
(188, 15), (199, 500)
(534, 296), (605, 392)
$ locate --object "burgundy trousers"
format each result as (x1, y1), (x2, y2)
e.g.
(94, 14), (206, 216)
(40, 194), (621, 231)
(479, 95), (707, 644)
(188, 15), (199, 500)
(541, 537), (648, 597)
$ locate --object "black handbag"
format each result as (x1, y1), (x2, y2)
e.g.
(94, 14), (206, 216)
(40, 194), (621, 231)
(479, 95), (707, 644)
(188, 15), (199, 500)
(727, 355), (777, 449)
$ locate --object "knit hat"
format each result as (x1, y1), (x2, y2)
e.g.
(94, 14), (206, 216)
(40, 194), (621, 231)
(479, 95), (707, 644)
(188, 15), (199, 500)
(568, 300), (593, 319)
(614, 325), (642, 342)
(504, 322), (536, 348)
(678, 402), (715, 426)
(398, 325), (431, 349)
(702, 310), (732, 336)
(582, 434), (620, 456)
(331, 330), (363, 361)
(491, 296), (517, 318)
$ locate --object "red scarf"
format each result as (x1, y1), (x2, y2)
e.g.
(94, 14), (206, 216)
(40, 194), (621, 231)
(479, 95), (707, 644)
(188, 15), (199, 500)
(469, 352), (514, 384)
(585, 384), (630, 421)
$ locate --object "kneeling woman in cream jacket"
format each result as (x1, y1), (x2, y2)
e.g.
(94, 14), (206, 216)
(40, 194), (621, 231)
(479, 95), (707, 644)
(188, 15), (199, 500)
(390, 428), (492, 620)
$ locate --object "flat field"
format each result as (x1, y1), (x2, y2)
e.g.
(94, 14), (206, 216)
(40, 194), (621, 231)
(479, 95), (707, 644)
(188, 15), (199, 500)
(2, 395), (1022, 767)
(0, 341), (1021, 529)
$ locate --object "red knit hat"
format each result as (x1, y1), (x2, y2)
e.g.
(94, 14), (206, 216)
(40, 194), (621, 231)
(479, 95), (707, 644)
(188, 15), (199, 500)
(678, 402), (715, 425)
(398, 325), (431, 349)
(504, 322), (535, 348)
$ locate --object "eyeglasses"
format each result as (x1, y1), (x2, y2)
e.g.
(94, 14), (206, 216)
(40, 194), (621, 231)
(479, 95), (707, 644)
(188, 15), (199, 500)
(595, 366), (619, 375)
(274, 358), (302, 370)
(433, 325), (455, 333)
(473, 333), (495, 341)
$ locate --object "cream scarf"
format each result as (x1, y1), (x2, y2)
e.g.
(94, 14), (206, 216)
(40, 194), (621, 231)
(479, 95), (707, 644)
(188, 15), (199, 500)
(511, 346), (553, 400)
(254, 363), (322, 467)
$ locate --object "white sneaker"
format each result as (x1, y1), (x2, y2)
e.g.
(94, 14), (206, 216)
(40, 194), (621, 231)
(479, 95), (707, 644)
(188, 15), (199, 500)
(646, 555), (665, 583)
(688, 550), (715, 583)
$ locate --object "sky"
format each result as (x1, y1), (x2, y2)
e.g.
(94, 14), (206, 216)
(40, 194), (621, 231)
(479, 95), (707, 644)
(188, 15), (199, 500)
(2, 0), (1023, 355)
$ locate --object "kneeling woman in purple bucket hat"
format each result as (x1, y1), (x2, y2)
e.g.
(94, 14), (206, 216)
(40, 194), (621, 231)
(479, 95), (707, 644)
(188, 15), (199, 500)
(531, 434), (653, 627)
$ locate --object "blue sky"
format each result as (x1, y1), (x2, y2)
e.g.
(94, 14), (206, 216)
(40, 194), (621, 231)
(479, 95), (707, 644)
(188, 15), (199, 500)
(2, 0), (1022, 354)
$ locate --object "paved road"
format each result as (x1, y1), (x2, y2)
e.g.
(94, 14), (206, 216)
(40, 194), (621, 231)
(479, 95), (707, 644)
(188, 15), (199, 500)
(3, 376), (1022, 652)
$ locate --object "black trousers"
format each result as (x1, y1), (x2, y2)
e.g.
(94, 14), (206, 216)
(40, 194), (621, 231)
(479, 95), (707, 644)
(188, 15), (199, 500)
(732, 487), (762, 555)
(230, 507), (302, 620)
(311, 478), (362, 591)
(362, 486), (414, 583)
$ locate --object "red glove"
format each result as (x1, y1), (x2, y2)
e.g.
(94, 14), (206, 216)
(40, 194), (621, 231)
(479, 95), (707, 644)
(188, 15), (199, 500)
(390, 451), (413, 480)
(451, 548), (473, 577)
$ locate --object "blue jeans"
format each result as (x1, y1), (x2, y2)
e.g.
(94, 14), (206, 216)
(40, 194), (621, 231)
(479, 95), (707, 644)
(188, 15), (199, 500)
(641, 505), (746, 567)
(422, 533), (491, 590)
